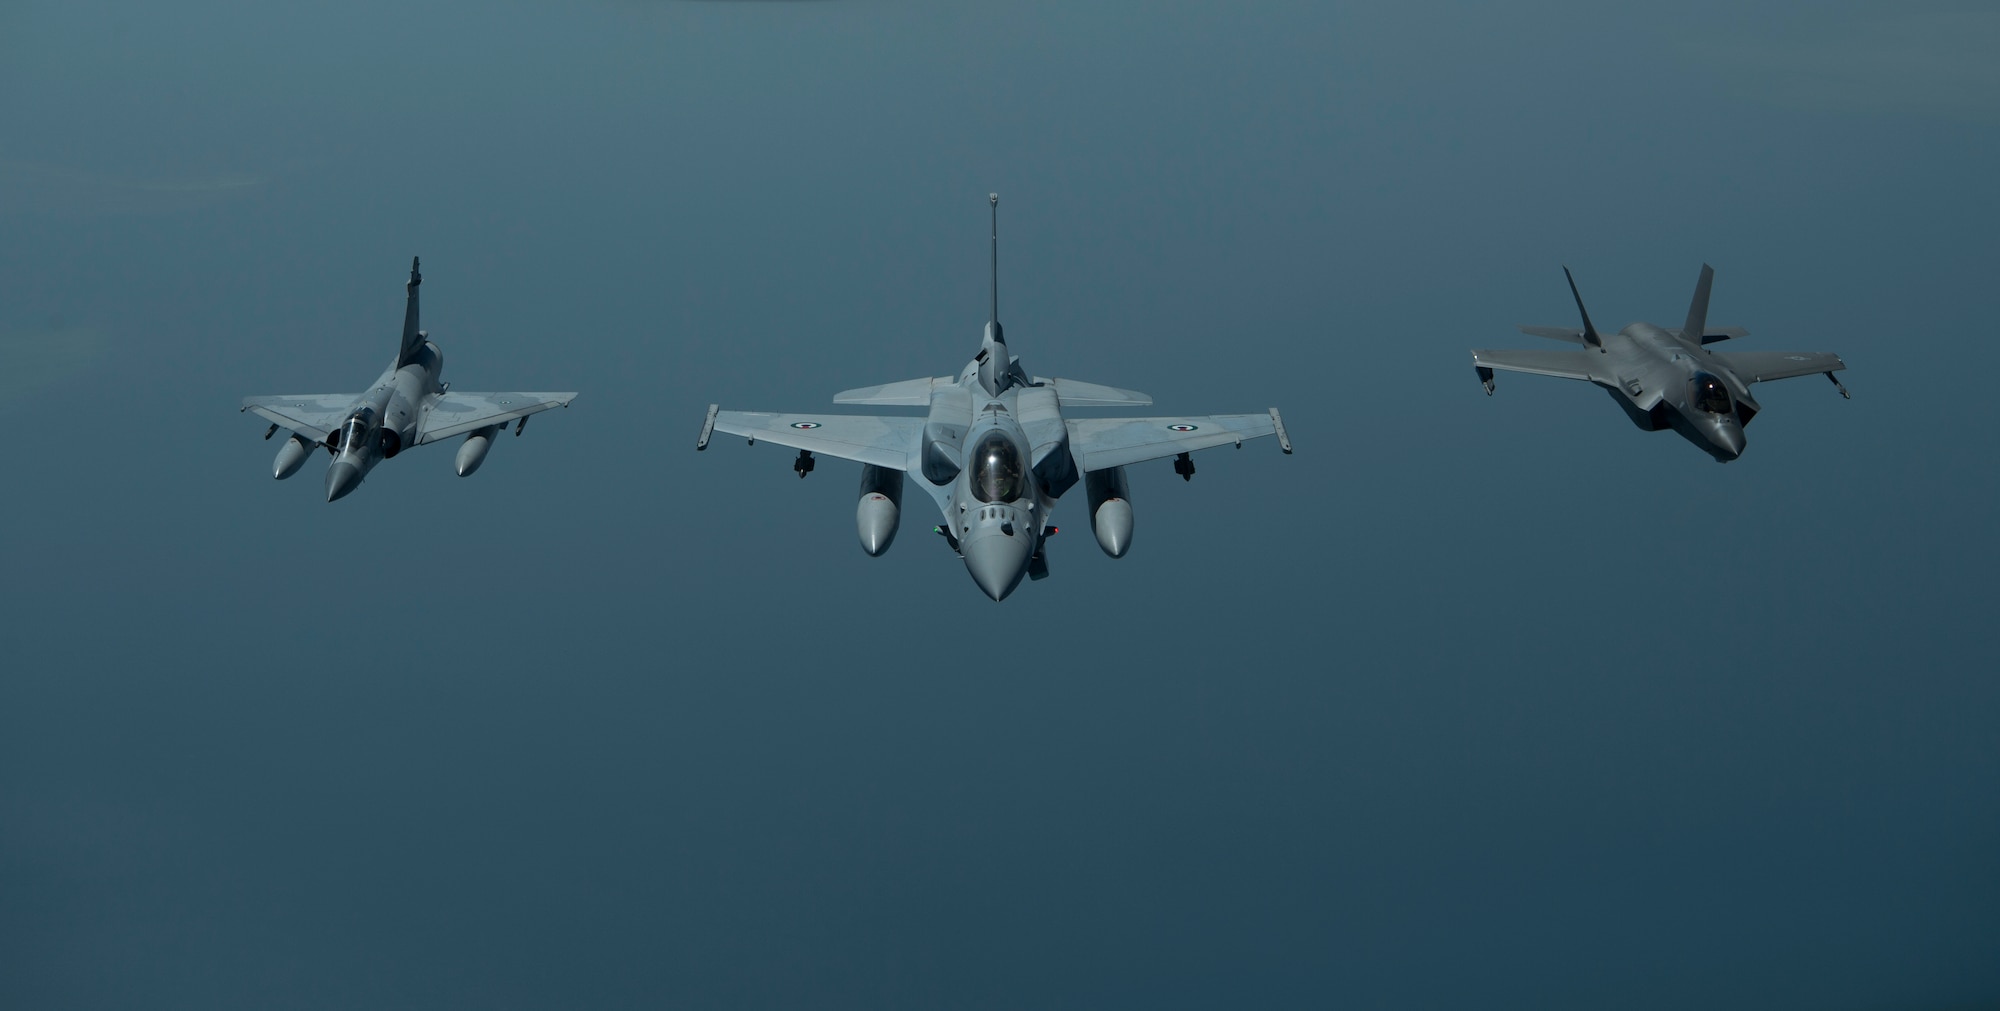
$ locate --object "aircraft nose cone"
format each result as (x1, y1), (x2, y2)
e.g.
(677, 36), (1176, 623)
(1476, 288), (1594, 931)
(1714, 424), (1746, 461)
(963, 533), (1031, 601)
(324, 461), (362, 502)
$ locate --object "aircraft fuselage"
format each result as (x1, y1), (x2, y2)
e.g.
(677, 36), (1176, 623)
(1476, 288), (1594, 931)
(321, 342), (446, 501)
(1597, 323), (1755, 462)
(926, 336), (1068, 601)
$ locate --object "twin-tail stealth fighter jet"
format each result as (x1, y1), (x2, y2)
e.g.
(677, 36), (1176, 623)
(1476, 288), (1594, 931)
(698, 195), (1293, 601)
(1472, 265), (1848, 462)
(242, 258), (577, 501)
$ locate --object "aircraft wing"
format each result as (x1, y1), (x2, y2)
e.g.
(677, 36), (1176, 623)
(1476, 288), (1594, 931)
(416, 392), (577, 445)
(241, 395), (355, 443)
(705, 409), (924, 471)
(1067, 411), (1288, 473)
(1709, 351), (1846, 383)
(1470, 349), (1613, 383)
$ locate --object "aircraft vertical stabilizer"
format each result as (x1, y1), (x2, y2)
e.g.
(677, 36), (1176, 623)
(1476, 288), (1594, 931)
(977, 194), (1011, 396)
(1682, 263), (1715, 346)
(398, 256), (425, 366)
(1562, 266), (1603, 350)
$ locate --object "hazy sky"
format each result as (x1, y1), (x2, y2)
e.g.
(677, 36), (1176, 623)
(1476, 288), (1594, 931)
(3, 2), (1996, 1008)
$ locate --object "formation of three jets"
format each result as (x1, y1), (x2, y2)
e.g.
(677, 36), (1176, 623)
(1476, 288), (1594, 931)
(243, 196), (1847, 599)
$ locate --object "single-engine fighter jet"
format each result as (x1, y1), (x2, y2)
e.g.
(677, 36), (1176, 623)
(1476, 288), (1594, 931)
(1472, 265), (1848, 462)
(242, 257), (576, 501)
(698, 195), (1292, 601)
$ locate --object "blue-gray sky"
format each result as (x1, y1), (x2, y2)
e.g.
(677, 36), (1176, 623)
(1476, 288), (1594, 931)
(3, 1), (1996, 1008)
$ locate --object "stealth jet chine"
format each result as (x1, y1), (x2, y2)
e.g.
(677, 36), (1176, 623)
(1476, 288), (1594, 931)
(242, 258), (577, 501)
(698, 195), (1293, 601)
(1472, 265), (1848, 462)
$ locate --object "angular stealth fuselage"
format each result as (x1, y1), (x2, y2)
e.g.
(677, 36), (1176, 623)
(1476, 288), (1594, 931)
(1580, 322), (1753, 462)
(1473, 265), (1848, 462)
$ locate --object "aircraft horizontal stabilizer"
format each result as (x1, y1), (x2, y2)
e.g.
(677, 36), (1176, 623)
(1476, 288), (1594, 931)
(1035, 377), (1153, 407)
(1667, 326), (1750, 344)
(833, 377), (942, 406)
(1516, 325), (1587, 344)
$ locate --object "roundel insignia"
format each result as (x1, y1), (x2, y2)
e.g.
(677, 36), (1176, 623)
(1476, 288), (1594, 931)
(1168, 423), (1199, 432)
(791, 421), (823, 429)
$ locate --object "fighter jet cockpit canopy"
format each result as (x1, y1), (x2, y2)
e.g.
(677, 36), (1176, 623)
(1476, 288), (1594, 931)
(971, 430), (1026, 503)
(336, 408), (377, 452)
(1691, 373), (1732, 415)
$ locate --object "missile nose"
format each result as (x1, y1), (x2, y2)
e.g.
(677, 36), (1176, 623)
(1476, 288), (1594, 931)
(324, 461), (362, 502)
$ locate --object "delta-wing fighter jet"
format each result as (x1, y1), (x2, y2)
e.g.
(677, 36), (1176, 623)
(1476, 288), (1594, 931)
(698, 195), (1292, 601)
(1472, 265), (1848, 461)
(242, 258), (576, 501)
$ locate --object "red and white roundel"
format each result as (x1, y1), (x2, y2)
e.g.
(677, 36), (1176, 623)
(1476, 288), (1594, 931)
(1167, 423), (1199, 432)
(791, 421), (823, 430)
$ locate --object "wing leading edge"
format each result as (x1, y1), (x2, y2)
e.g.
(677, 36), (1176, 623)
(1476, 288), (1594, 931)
(704, 409), (924, 471)
(416, 392), (577, 444)
(1710, 351), (1846, 384)
(241, 395), (355, 443)
(1470, 349), (1612, 383)
(1067, 411), (1287, 473)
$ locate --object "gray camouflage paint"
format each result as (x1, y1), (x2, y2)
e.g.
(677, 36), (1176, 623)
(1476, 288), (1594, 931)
(702, 196), (1288, 600)
(6, 2), (1997, 1008)
(241, 258), (577, 500)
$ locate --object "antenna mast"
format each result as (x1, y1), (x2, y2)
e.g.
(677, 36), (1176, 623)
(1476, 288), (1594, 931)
(989, 193), (999, 324)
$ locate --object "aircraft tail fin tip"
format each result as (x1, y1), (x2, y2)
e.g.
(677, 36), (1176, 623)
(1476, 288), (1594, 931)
(399, 256), (424, 365)
(1561, 265), (1603, 349)
(1682, 263), (1715, 347)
